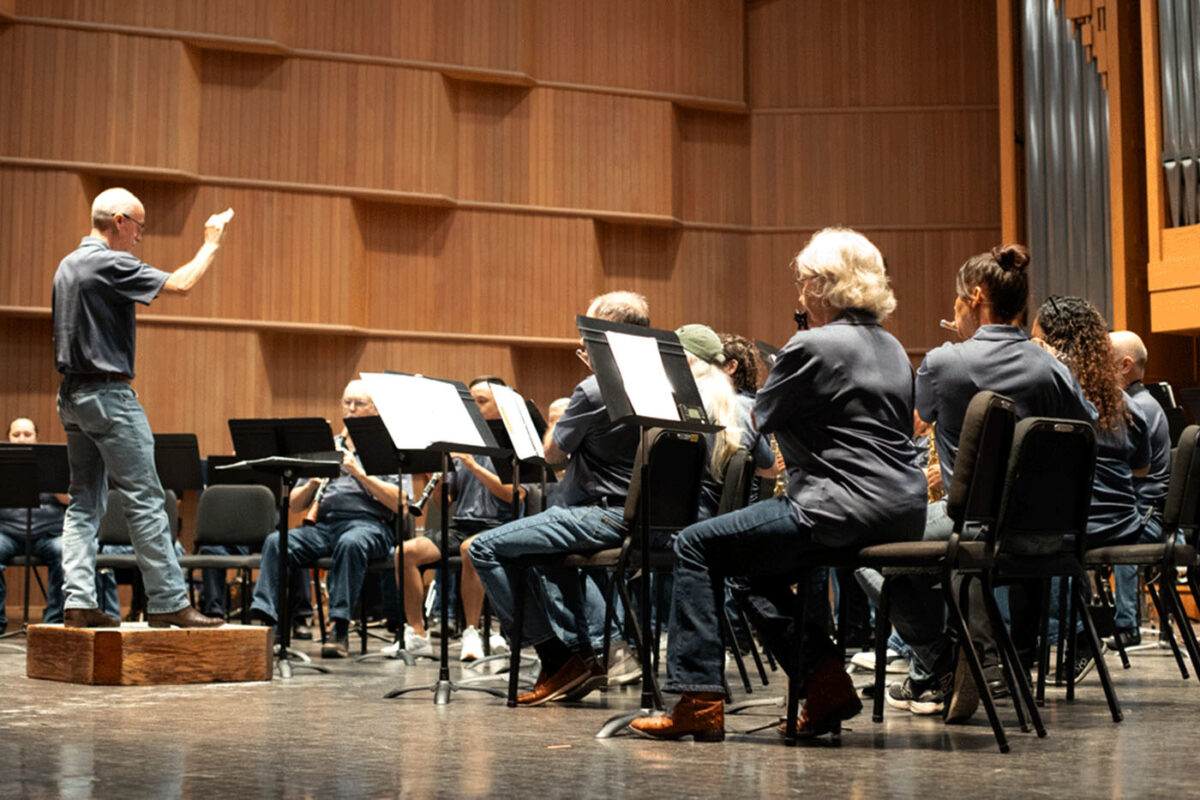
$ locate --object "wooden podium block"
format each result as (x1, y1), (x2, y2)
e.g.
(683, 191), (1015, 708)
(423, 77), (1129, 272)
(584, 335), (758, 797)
(26, 623), (274, 685)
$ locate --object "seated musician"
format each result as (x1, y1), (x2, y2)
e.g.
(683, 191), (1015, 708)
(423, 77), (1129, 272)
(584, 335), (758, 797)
(877, 246), (1094, 721)
(0, 417), (69, 629)
(1030, 298), (1160, 670)
(250, 380), (400, 658)
(468, 291), (650, 705)
(393, 376), (522, 661)
(630, 228), (927, 742)
(1107, 330), (1171, 649)
(716, 332), (779, 484)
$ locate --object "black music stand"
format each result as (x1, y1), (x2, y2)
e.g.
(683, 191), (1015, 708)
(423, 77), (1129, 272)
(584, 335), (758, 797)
(360, 372), (511, 704)
(571, 315), (722, 738)
(342, 414), (440, 667)
(0, 446), (44, 649)
(224, 417), (340, 679)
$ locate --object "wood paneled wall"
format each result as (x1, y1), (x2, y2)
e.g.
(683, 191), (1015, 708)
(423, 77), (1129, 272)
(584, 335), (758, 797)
(1, 2), (1001, 614)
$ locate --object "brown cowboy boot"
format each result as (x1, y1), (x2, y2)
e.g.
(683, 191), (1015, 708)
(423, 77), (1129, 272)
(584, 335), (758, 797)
(630, 692), (725, 742)
(781, 657), (863, 739)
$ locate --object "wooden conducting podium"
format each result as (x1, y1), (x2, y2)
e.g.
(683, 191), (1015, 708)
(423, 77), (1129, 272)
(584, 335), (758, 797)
(26, 624), (273, 685)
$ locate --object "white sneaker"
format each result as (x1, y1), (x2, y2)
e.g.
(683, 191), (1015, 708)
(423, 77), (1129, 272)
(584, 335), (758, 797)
(488, 632), (509, 655)
(460, 626), (484, 662)
(382, 639), (401, 658)
(850, 648), (908, 674)
(404, 624), (434, 657)
(607, 642), (642, 686)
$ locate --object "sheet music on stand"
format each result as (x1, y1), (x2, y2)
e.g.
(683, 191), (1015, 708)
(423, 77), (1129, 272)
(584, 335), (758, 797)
(360, 373), (487, 452)
(755, 339), (781, 370)
(489, 383), (544, 462)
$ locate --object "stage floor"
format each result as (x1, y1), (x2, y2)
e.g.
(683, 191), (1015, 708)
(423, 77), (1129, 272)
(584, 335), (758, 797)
(1, 629), (1196, 798)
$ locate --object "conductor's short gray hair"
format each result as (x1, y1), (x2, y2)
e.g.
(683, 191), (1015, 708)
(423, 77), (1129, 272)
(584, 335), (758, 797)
(91, 187), (142, 231)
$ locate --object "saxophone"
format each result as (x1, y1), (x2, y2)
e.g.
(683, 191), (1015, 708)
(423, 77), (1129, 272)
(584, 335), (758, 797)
(770, 435), (788, 496)
(925, 424), (944, 504)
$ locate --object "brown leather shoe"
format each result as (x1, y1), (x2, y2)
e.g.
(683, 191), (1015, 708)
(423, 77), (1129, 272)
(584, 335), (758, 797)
(147, 605), (225, 629)
(517, 656), (591, 706)
(558, 657), (606, 702)
(630, 692), (725, 741)
(63, 608), (121, 628)
(779, 657), (863, 739)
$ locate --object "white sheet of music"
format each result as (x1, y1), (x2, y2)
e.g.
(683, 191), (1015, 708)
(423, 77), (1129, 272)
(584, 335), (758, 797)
(603, 331), (680, 422)
(359, 372), (485, 450)
(490, 383), (544, 462)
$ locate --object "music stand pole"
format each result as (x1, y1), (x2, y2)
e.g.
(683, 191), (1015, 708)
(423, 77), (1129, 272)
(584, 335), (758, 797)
(274, 468), (328, 679)
(0, 510), (35, 648)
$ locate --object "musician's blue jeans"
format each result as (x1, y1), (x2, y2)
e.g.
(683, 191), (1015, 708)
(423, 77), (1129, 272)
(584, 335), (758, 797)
(1113, 514), (1163, 631)
(251, 513), (389, 623)
(57, 380), (189, 615)
(469, 505), (624, 651)
(0, 533), (65, 624)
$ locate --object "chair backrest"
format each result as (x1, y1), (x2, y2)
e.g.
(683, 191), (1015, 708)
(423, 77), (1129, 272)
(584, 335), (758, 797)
(98, 489), (180, 545)
(945, 391), (1017, 534)
(193, 484), (277, 549)
(621, 427), (708, 535)
(716, 448), (755, 516)
(993, 417), (1097, 556)
(1163, 424), (1200, 545)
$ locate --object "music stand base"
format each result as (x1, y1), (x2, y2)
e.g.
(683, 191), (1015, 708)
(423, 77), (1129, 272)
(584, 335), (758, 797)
(596, 708), (663, 739)
(383, 679), (508, 704)
(726, 695), (784, 715)
(274, 646), (330, 679)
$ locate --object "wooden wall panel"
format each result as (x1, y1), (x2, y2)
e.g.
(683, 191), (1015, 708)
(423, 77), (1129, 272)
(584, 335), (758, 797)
(360, 206), (599, 339)
(14, 0), (280, 41)
(451, 81), (533, 205)
(198, 52), (455, 195)
(0, 318), (65, 445)
(675, 109), (751, 225)
(530, 0), (744, 102)
(748, 0), (998, 108)
(751, 110), (1000, 228)
(283, 0), (527, 74)
(0, 26), (201, 171)
(528, 89), (674, 216)
(0, 167), (92, 307)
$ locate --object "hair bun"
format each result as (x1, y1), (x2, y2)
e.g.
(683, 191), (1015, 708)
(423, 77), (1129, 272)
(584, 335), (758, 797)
(991, 243), (1030, 273)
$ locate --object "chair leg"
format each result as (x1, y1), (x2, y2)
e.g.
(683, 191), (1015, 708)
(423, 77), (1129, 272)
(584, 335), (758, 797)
(1055, 576), (1070, 687)
(1073, 577), (1122, 722)
(980, 574), (1043, 737)
(1161, 570), (1200, 677)
(1036, 579), (1051, 707)
(1095, 567), (1131, 669)
(1147, 580), (1189, 679)
(720, 607), (753, 694)
(240, 570), (251, 625)
(943, 574), (1009, 753)
(652, 575), (663, 677)
(314, 569), (327, 644)
(735, 602), (770, 686)
(784, 576), (806, 746)
(507, 566), (527, 708)
(872, 577), (891, 723)
(615, 573), (664, 709)
(1065, 576), (1079, 701)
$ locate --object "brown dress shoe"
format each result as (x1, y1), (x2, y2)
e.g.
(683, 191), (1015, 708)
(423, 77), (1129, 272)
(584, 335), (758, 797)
(63, 608), (121, 628)
(630, 692), (725, 742)
(780, 657), (863, 739)
(517, 656), (591, 706)
(147, 605), (225, 629)
(558, 657), (607, 702)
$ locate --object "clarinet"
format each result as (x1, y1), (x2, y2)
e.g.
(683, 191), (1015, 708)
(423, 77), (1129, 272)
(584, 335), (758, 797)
(302, 439), (352, 525)
(408, 472), (442, 518)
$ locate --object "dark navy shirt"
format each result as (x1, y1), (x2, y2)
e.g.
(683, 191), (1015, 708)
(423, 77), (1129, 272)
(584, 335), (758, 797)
(0, 494), (66, 538)
(446, 455), (519, 527)
(916, 325), (1094, 486)
(736, 391), (776, 470)
(754, 309), (927, 547)
(1087, 395), (1152, 544)
(551, 375), (640, 507)
(52, 236), (170, 378)
(316, 436), (399, 524)
(1126, 382), (1171, 514)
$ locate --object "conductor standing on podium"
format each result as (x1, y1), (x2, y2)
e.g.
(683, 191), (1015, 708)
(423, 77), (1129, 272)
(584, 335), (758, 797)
(53, 187), (233, 629)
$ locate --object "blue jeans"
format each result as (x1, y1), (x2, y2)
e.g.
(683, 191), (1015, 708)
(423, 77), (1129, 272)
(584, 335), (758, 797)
(0, 533), (65, 623)
(667, 496), (842, 693)
(58, 380), (189, 615)
(468, 506), (623, 650)
(1113, 514), (1163, 631)
(251, 514), (390, 623)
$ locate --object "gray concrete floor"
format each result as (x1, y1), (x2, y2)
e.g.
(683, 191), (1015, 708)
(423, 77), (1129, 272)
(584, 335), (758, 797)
(1, 630), (1197, 799)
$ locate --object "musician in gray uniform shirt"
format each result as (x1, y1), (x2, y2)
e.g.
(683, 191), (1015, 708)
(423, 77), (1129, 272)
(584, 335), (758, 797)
(1106, 330), (1172, 648)
(250, 380), (400, 658)
(633, 229), (926, 743)
(52, 187), (232, 630)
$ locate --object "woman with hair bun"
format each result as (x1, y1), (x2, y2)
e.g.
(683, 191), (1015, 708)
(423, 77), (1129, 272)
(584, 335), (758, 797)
(878, 244), (1096, 724)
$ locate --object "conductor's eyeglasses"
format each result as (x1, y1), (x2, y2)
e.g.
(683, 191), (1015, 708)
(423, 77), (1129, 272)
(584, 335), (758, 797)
(120, 214), (146, 233)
